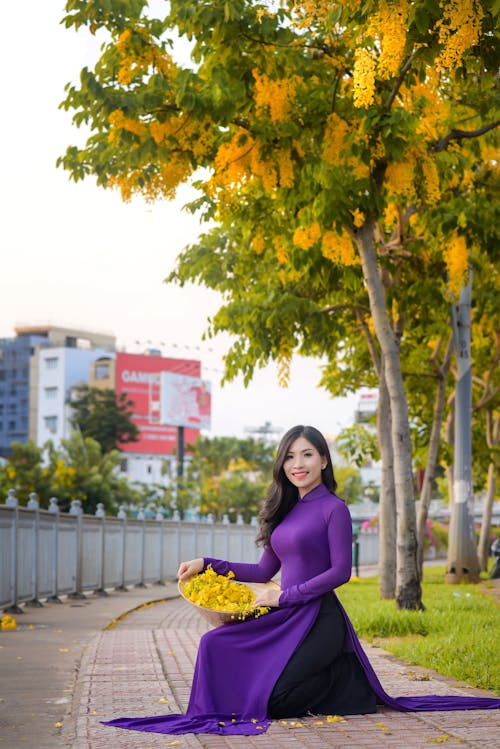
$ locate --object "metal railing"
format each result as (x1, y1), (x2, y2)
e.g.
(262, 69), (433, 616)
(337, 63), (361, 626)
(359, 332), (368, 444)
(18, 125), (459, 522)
(0, 489), (380, 611)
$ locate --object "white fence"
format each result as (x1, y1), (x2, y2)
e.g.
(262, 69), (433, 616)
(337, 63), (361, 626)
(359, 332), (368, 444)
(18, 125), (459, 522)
(0, 489), (379, 611)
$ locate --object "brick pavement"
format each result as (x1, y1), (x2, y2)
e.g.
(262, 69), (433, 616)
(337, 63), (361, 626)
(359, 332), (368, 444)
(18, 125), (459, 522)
(75, 596), (500, 749)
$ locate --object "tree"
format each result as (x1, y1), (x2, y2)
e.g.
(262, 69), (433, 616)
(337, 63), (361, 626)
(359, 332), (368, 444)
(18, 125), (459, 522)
(0, 441), (51, 505)
(69, 384), (139, 454)
(46, 431), (141, 513)
(59, 0), (499, 607)
(184, 435), (275, 521)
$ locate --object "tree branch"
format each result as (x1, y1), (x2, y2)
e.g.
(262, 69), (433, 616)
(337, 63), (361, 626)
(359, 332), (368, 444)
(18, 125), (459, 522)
(384, 53), (416, 112)
(433, 121), (500, 152)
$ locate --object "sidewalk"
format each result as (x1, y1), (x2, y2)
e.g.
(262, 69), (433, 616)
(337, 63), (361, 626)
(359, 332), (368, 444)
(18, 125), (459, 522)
(1, 574), (498, 749)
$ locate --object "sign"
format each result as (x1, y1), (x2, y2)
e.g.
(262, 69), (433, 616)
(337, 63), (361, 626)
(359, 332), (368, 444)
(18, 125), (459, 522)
(115, 352), (202, 454)
(160, 372), (211, 429)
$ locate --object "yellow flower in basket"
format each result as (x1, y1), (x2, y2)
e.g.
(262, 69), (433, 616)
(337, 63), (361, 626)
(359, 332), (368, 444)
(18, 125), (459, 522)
(179, 566), (276, 626)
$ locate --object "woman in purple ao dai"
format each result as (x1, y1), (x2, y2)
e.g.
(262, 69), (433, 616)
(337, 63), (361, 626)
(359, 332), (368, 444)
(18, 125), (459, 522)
(104, 425), (500, 737)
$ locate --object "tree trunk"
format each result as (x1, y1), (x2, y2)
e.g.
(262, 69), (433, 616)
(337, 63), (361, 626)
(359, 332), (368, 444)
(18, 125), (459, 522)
(357, 225), (422, 609)
(416, 335), (453, 579)
(445, 278), (480, 584)
(477, 412), (499, 571)
(377, 369), (397, 598)
(478, 462), (497, 571)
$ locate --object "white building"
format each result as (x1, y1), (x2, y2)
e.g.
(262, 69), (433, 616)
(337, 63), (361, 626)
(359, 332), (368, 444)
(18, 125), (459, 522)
(36, 346), (112, 446)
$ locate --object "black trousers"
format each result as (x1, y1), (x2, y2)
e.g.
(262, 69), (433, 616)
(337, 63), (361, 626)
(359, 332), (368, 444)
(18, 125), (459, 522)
(268, 594), (377, 718)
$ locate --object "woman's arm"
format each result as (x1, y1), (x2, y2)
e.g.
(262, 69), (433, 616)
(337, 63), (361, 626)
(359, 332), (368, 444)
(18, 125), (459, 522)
(203, 546), (281, 583)
(279, 502), (352, 606)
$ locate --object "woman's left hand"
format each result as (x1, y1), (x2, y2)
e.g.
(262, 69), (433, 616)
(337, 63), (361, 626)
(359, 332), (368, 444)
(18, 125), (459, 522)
(253, 588), (282, 608)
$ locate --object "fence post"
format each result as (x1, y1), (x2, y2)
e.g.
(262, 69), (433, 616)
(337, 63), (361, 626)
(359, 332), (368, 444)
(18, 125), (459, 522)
(173, 510), (181, 567)
(68, 499), (86, 599)
(207, 513), (215, 556)
(135, 507), (147, 588)
(115, 505), (128, 591)
(25, 493), (43, 608)
(156, 507), (165, 585)
(94, 503), (108, 597)
(237, 514), (244, 559)
(222, 514), (230, 559)
(47, 497), (62, 603)
(4, 489), (22, 614)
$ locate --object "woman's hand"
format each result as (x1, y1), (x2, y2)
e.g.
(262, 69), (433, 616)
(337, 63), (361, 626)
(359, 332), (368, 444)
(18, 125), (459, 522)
(253, 587), (282, 608)
(177, 558), (204, 580)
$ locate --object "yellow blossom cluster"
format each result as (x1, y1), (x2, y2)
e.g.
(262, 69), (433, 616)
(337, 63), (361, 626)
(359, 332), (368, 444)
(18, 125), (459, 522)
(352, 209), (365, 228)
(116, 27), (175, 86)
(322, 113), (351, 165)
(251, 228), (266, 255)
(253, 70), (298, 124)
(321, 230), (358, 266)
(274, 237), (289, 264)
(276, 148), (295, 188)
(277, 338), (293, 388)
(353, 49), (376, 108)
(385, 158), (415, 199)
(290, 1), (332, 30)
(384, 202), (399, 228)
(368, 1), (409, 80)
(444, 233), (469, 298)
(420, 154), (441, 204)
(149, 115), (215, 162)
(108, 154), (192, 202)
(182, 566), (269, 619)
(293, 221), (321, 250)
(213, 130), (255, 186)
(435, 0), (484, 71)
(1, 615), (17, 630)
(108, 109), (147, 141)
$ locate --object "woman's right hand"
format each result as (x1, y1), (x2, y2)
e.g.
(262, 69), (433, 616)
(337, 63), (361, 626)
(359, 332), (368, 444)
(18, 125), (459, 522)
(177, 558), (204, 580)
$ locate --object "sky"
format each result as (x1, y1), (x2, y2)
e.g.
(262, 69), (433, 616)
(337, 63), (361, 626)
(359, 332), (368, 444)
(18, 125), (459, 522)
(0, 3), (362, 441)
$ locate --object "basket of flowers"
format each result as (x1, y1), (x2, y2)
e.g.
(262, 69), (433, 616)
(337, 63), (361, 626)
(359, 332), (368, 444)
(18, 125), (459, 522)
(178, 565), (279, 626)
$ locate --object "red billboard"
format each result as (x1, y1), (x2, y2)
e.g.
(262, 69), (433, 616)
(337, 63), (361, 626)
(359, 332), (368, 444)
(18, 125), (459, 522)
(116, 352), (202, 454)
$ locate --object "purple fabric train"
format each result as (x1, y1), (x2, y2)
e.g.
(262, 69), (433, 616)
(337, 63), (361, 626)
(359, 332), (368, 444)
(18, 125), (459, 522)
(103, 484), (500, 736)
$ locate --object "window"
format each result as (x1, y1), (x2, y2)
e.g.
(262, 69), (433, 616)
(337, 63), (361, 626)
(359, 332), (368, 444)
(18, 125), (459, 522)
(45, 357), (58, 370)
(8, 420), (16, 431)
(8, 403), (16, 413)
(120, 458), (128, 472)
(0, 370), (5, 381)
(95, 362), (110, 380)
(44, 415), (58, 433)
(44, 387), (58, 399)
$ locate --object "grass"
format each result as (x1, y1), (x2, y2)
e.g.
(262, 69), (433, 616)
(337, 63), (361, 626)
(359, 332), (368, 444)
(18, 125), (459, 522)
(336, 566), (500, 694)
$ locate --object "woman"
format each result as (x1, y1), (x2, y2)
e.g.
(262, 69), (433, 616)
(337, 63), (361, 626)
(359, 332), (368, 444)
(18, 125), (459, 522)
(104, 425), (500, 737)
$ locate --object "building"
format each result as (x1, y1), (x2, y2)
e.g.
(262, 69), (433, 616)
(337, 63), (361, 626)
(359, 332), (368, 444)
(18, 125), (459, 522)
(36, 345), (114, 446)
(0, 325), (115, 457)
(0, 330), (47, 456)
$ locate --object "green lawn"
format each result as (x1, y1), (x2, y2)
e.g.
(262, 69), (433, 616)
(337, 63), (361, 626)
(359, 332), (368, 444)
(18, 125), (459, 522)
(336, 566), (500, 694)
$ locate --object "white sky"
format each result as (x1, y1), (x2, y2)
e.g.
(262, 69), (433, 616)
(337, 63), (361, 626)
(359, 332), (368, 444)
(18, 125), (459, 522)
(0, 2), (360, 440)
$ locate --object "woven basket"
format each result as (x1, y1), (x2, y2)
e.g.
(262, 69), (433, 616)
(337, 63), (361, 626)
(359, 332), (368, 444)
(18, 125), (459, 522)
(178, 577), (280, 627)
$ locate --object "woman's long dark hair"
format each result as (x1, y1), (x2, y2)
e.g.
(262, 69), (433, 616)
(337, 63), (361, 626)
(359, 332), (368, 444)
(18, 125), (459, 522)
(256, 425), (337, 547)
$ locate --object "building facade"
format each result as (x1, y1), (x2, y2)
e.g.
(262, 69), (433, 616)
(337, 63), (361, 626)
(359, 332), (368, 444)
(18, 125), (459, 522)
(0, 325), (115, 457)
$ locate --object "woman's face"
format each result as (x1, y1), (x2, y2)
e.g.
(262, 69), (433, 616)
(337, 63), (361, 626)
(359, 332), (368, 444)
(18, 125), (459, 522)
(283, 436), (327, 498)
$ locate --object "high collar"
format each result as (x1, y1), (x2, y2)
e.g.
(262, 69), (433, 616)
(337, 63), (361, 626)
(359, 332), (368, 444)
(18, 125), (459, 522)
(298, 483), (329, 502)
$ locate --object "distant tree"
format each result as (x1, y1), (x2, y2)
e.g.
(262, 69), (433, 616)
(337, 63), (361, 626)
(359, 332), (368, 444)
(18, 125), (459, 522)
(69, 384), (139, 454)
(46, 431), (141, 513)
(184, 435), (276, 521)
(0, 441), (51, 505)
(334, 466), (365, 506)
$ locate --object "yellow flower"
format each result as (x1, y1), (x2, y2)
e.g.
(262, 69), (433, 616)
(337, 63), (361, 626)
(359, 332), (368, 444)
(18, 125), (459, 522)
(1, 615), (17, 630)
(183, 566), (269, 618)
(353, 49), (376, 108)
